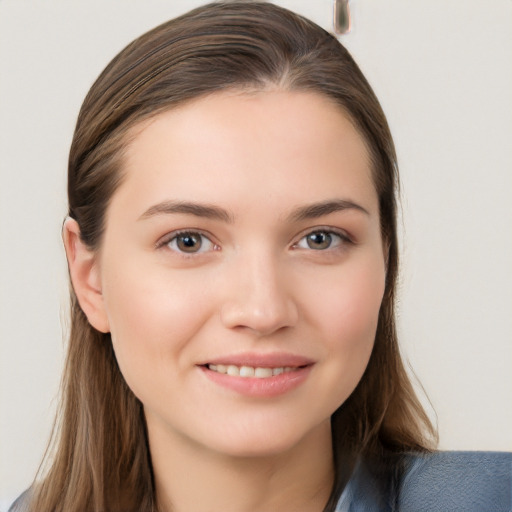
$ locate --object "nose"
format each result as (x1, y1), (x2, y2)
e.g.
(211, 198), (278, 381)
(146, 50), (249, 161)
(220, 253), (298, 336)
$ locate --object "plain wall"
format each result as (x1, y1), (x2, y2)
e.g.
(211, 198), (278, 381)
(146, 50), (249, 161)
(1, 0), (511, 508)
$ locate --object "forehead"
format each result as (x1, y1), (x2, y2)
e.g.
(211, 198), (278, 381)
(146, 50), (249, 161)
(116, 90), (377, 217)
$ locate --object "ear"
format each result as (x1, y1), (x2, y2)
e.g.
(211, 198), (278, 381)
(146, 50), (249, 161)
(63, 218), (110, 333)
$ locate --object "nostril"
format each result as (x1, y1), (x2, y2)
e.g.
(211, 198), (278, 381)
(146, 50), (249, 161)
(220, 299), (298, 335)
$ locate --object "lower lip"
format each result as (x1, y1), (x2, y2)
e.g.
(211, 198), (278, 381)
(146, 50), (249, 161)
(199, 365), (313, 397)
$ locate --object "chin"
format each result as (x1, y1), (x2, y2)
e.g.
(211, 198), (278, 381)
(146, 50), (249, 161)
(201, 419), (331, 459)
(212, 439), (303, 459)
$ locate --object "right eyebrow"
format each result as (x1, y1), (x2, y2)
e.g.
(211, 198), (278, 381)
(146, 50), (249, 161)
(138, 200), (234, 223)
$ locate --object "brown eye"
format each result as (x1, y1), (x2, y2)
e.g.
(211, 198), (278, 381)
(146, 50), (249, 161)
(176, 233), (202, 252)
(306, 232), (332, 250)
(166, 231), (215, 254)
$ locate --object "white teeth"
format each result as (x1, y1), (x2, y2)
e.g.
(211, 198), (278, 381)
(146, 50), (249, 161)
(239, 366), (255, 377)
(254, 367), (273, 378)
(207, 364), (297, 378)
(227, 365), (239, 376)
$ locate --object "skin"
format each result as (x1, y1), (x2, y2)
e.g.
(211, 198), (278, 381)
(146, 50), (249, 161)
(64, 90), (387, 512)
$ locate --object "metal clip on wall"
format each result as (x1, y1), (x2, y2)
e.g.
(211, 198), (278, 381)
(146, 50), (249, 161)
(334, 0), (351, 34)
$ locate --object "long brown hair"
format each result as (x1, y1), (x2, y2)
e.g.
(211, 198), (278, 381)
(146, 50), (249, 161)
(24, 2), (436, 511)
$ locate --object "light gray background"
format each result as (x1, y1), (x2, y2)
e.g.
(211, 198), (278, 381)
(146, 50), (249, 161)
(1, 1), (511, 508)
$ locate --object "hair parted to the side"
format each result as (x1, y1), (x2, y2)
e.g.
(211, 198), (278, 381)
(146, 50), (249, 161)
(25, 2), (437, 511)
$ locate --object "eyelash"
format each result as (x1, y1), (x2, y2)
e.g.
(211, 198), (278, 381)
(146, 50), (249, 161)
(292, 227), (354, 252)
(157, 227), (353, 256)
(156, 230), (219, 256)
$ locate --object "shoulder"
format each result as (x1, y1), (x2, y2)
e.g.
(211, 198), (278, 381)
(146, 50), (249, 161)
(336, 451), (512, 512)
(8, 489), (31, 512)
(398, 451), (512, 512)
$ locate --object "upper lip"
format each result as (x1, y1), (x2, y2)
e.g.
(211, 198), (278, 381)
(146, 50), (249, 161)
(198, 352), (315, 368)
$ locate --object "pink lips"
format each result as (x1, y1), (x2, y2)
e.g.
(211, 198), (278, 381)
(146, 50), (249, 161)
(198, 352), (314, 397)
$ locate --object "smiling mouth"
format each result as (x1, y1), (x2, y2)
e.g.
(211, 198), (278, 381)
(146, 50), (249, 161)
(200, 359), (313, 396)
(205, 364), (307, 378)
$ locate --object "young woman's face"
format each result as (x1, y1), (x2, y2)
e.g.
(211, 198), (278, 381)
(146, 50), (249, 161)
(93, 90), (386, 457)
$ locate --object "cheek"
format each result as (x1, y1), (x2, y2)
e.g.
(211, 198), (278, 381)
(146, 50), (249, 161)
(306, 257), (385, 396)
(337, 270), (383, 354)
(306, 254), (385, 343)
(100, 263), (214, 396)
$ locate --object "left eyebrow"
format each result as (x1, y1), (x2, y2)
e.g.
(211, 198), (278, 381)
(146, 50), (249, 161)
(288, 199), (370, 222)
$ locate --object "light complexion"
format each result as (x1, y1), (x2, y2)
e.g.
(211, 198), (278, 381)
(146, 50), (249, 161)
(65, 90), (387, 512)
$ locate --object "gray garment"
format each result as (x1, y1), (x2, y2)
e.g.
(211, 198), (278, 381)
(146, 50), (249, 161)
(10, 451), (512, 511)
(336, 451), (512, 512)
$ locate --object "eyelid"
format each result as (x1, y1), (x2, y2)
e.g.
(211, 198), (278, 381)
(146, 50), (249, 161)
(155, 226), (353, 253)
(156, 229), (219, 253)
(291, 226), (354, 249)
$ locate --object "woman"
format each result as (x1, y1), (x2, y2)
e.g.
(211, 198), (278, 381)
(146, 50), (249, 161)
(9, 2), (510, 511)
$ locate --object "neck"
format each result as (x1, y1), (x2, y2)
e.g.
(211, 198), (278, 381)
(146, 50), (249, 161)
(148, 419), (334, 512)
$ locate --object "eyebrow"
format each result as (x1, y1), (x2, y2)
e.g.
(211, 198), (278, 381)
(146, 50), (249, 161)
(288, 199), (370, 221)
(139, 200), (234, 223)
(139, 198), (369, 223)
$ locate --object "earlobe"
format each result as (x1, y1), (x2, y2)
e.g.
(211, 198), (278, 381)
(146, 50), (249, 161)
(62, 218), (110, 333)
